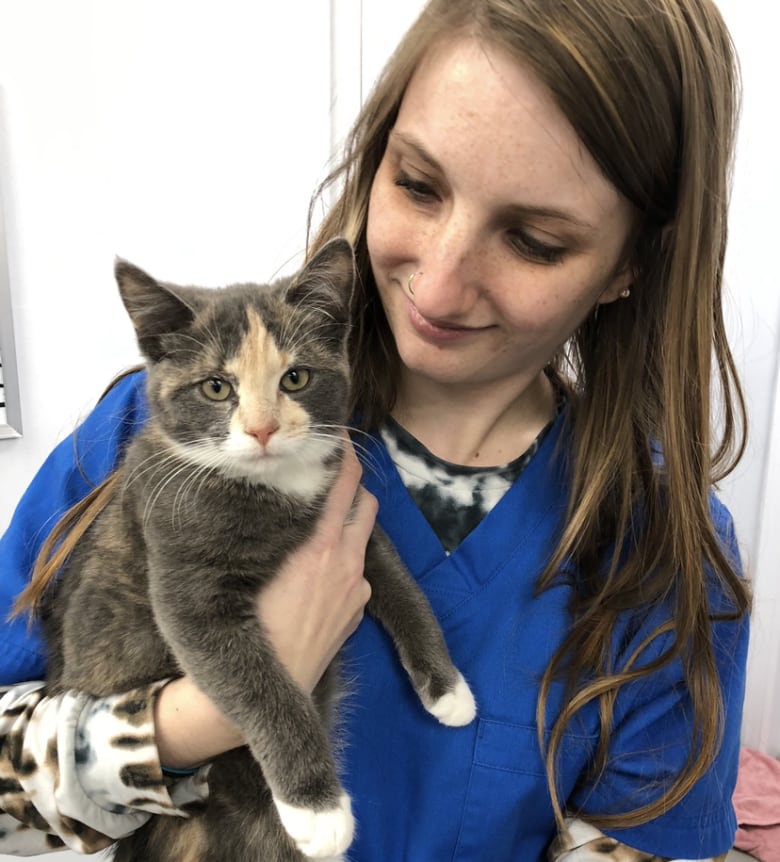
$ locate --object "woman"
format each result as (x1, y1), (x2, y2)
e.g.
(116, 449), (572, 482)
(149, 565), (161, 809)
(0, 0), (750, 859)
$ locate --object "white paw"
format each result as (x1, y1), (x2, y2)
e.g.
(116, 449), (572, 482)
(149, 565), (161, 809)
(273, 793), (354, 858)
(427, 672), (477, 726)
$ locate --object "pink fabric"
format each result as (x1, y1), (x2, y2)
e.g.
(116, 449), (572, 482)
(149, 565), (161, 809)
(733, 747), (780, 862)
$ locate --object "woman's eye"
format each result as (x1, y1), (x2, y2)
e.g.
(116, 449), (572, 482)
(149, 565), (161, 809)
(393, 170), (438, 203)
(280, 368), (311, 392)
(201, 378), (233, 401)
(508, 230), (567, 265)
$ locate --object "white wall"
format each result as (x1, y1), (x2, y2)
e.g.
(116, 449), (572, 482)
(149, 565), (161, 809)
(710, 0), (780, 756)
(0, 2), (332, 859)
(0, 1), (777, 858)
(0, 0), (333, 531)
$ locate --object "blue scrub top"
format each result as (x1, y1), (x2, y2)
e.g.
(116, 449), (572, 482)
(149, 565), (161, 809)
(0, 369), (748, 861)
(345, 422), (747, 860)
(0, 371), (149, 682)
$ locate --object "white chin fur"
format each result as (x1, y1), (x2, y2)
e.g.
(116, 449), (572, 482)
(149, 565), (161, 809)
(170, 435), (339, 499)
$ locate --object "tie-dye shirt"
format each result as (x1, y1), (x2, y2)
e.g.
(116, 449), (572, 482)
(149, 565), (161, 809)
(380, 411), (556, 553)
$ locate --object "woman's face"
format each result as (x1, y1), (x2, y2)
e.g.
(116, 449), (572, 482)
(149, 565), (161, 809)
(366, 36), (634, 399)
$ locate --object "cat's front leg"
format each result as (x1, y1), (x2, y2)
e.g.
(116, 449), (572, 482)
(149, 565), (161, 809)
(149, 578), (354, 859)
(236, 666), (355, 860)
(364, 528), (477, 726)
(273, 796), (353, 860)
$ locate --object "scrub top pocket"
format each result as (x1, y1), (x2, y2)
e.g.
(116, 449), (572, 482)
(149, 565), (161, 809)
(452, 718), (596, 862)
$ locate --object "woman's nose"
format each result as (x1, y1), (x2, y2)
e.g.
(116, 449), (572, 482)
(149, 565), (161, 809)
(414, 214), (481, 316)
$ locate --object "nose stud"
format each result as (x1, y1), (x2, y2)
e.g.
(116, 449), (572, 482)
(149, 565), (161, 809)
(407, 271), (423, 297)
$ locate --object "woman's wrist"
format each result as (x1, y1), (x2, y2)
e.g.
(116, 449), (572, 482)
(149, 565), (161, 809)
(153, 676), (243, 770)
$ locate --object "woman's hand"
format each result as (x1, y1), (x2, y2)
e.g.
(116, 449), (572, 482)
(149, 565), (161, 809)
(154, 443), (375, 768)
(257, 443), (376, 694)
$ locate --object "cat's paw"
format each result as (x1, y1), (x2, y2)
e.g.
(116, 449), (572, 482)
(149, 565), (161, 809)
(273, 793), (354, 858)
(427, 671), (477, 726)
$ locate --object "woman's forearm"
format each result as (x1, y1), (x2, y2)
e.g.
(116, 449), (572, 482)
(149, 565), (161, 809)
(153, 676), (243, 768)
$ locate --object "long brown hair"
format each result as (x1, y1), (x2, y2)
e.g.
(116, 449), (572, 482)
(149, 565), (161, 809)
(12, 367), (142, 616)
(308, 0), (750, 829)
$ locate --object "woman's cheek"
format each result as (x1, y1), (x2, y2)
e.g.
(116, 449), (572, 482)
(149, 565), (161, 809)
(367, 167), (428, 267)
(366, 183), (389, 265)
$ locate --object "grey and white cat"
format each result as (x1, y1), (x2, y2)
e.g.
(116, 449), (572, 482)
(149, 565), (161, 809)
(42, 238), (476, 862)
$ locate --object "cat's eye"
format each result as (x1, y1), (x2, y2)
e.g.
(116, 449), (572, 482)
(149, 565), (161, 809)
(201, 378), (233, 401)
(280, 368), (311, 392)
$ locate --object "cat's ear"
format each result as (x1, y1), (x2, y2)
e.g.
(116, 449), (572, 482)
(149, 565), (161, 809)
(115, 259), (197, 362)
(285, 238), (355, 336)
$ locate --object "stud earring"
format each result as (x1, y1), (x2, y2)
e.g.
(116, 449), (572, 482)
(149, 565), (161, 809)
(620, 288), (631, 299)
(407, 271), (423, 297)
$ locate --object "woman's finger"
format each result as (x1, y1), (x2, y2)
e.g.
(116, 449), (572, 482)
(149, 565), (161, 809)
(319, 439), (363, 523)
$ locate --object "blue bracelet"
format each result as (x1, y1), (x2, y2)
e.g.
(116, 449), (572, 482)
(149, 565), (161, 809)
(161, 764), (198, 777)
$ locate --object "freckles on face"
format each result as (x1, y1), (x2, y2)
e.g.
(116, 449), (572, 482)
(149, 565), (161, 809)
(365, 35), (634, 391)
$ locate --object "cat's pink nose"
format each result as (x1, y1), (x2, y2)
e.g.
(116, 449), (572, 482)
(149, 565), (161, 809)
(248, 424), (279, 447)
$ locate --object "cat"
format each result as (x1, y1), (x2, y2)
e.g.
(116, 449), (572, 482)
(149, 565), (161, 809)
(41, 238), (476, 862)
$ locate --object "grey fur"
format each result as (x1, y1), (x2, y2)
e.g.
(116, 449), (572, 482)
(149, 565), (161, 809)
(43, 239), (475, 862)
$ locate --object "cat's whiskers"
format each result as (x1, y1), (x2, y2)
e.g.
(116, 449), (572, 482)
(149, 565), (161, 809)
(298, 432), (344, 460)
(146, 456), (219, 530)
(125, 439), (213, 487)
(199, 312), (231, 363)
(282, 430), (350, 482)
(141, 438), (261, 529)
(269, 249), (306, 284)
(306, 424), (384, 479)
(161, 330), (216, 357)
(163, 321), (233, 368)
(137, 441), (224, 530)
(171, 457), (224, 530)
(278, 310), (319, 355)
(142, 460), (196, 531)
(166, 347), (221, 367)
(281, 305), (342, 353)
(124, 448), (191, 498)
(344, 427), (385, 478)
(290, 301), (340, 330)
(165, 332), (208, 350)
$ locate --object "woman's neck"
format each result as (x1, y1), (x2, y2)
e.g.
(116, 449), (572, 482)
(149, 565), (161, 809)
(390, 371), (556, 468)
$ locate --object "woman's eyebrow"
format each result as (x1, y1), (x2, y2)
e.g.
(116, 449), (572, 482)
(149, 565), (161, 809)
(498, 203), (597, 233)
(388, 129), (442, 173)
(389, 129), (597, 232)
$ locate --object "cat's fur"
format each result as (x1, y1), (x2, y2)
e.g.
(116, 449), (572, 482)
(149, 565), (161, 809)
(42, 239), (476, 862)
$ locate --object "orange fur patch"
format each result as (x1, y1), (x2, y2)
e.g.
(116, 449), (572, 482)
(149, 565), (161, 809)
(225, 309), (309, 439)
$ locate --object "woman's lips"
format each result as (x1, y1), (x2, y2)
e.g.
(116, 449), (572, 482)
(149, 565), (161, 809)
(406, 297), (491, 343)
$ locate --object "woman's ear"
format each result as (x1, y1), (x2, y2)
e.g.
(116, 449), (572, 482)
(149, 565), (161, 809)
(596, 263), (634, 305)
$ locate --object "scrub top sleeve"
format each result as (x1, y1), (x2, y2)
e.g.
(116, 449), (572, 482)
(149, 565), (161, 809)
(570, 502), (748, 859)
(549, 817), (723, 861)
(0, 370), (149, 683)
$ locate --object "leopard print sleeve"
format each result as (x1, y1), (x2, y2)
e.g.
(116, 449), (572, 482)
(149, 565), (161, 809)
(0, 680), (208, 854)
(548, 817), (727, 862)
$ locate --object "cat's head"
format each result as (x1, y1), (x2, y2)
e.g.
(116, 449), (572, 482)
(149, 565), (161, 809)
(115, 238), (355, 494)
